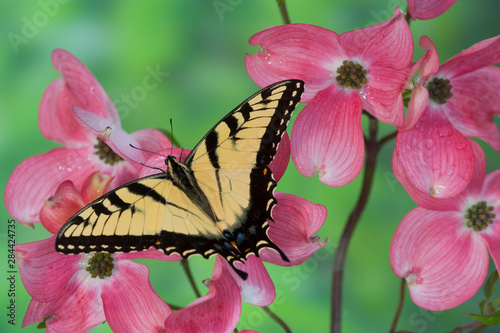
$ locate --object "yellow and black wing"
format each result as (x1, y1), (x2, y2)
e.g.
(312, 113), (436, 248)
(56, 80), (304, 279)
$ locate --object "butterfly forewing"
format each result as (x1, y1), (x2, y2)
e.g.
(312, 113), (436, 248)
(56, 80), (305, 279)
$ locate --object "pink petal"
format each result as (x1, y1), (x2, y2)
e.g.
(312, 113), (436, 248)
(80, 171), (113, 204)
(16, 235), (80, 302)
(246, 23), (343, 102)
(416, 36), (440, 78)
(39, 49), (119, 147)
(39, 180), (84, 234)
(401, 36), (439, 131)
(480, 214), (500, 275)
(130, 128), (173, 161)
(439, 35), (500, 78)
(339, 8), (412, 70)
(443, 67), (500, 151)
(407, 0), (458, 20)
(361, 66), (407, 126)
(5, 147), (99, 225)
(138, 148), (184, 178)
(102, 261), (172, 333)
(22, 275), (105, 332)
(393, 139), (485, 211)
(223, 256), (276, 306)
(390, 208), (489, 310)
(73, 107), (145, 165)
(116, 248), (183, 261)
(403, 84), (428, 131)
(164, 257), (241, 333)
(394, 107), (475, 198)
(261, 192), (327, 265)
(481, 170), (500, 203)
(268, 131), (290, 182)
(291, 86), (364, 187)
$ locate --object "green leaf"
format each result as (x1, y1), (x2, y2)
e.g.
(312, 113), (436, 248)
(479, 299), (487, 314)
(467, 311), (500, 325)
(484, 270), (499, 300)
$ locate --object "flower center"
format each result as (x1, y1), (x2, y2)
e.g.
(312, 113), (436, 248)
(465, 201), (496, 231)
(335, 60), (367, 89)
(94, 138), (123, 165)
(86, 253), (115, 279)
(427, 77), (453, 104)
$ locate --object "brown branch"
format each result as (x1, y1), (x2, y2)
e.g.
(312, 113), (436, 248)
(331, 114), (380, 332)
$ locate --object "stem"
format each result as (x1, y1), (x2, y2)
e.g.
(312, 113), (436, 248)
(380, 130), (398, 148)
(181, 259), (202, 298)
(390, 278), (406, 333)
(448, 321), (486, 333)
(262, 306), (292, 333)
(331, 114), (380, 333)
(276, 0), (291, 24)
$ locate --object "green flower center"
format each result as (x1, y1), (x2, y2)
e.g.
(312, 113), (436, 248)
(465, 201), (496, 231)
(427, 77), (453, 104)
(336, 60), (367, 89)
(86, 253), (115, 279)
(94, 138), (123, 165)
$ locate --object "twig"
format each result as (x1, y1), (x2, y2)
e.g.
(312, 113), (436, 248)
(390, 278), (406, 333)
(276, 0), (291, 24)
(331, 114), (380, 332)
(181, 259), (202, 298)
(263, 306), (292, 333)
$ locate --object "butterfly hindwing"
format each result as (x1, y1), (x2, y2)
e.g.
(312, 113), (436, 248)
(56, 80), (305, 279)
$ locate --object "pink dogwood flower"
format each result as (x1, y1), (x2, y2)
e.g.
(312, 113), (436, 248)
(391, 141), (500, 310)
(245, 8), (413, 186)
(407, 0), (458, 20)
(395, 35), (500, 198)
(18, 172), (175, 332)
(5, 49), (171, 226)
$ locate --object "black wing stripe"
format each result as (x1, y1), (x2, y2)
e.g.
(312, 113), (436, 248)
(127, 182), (167, 205)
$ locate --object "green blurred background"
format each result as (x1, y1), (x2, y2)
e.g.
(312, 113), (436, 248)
(1, 0), (500, 332)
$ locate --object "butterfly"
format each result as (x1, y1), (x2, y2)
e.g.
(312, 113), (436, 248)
(56, 80), (305, 279)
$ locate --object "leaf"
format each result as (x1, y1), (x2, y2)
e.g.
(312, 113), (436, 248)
(484, 270), (499, 300)
(479, 300), (487, 314)
(466, 311), (500, 325)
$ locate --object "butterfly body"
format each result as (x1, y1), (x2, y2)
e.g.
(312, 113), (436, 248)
(56, 80), (305, 279)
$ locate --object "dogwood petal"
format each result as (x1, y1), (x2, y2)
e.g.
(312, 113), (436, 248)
(401, 36), (439, 131)
(16, 235), (80, 302)
(102, 261), (172, 333)
(22, 275), (105, 332)
(224, 256), (275, 306)
(5, 147), (99, 225)
(39, 49), (119, 148)
(439, 35), (500, 78)
(130, 128), (173, 161)
(444, 67), (500, 151)
(390, 208), (489, 310)
(361, 66), (407, 126)
(416, 36), (440, 78)
(268, 131), (290, 182)
(340, 8), (412, 70)
(39, 180), (84, 234)
(291, 86), (364, 187)
(393, 139), (485, 210)
(73, 107), (145, 165)
(261, 192), (327, 265)
(403, 84), (429, 131)
(407, 0), (458, 20)
(394, 107), (475, 198)
(164, 257), (241, 333)
(246, 23), (343, 102)
(116, 248), (183, 261)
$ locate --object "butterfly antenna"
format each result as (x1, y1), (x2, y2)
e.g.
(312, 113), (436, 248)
(129, 144), (168, 173)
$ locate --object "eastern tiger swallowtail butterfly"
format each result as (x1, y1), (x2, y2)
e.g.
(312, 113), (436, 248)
(56, 80), (305, 279)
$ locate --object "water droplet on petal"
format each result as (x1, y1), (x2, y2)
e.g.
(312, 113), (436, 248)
(424, 138), (435, 150)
